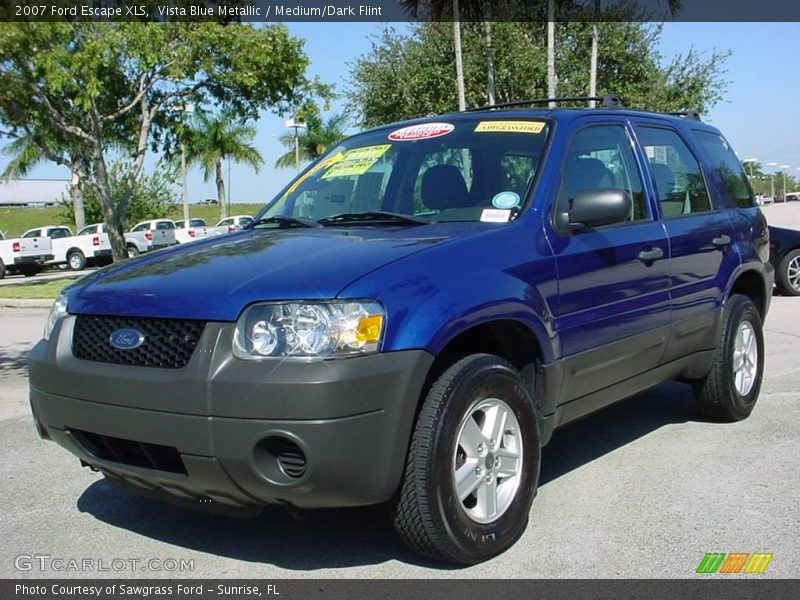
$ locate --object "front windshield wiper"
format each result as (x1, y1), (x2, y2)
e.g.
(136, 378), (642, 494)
(249, 215), (321, 229)
(316, 211), (431, 226)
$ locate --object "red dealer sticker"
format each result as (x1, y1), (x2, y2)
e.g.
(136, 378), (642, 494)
(388, 122), (454, 141)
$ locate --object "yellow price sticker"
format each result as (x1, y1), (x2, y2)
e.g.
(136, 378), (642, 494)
(474, 121), (546, 134)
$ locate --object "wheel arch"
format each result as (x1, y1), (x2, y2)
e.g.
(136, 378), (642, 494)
(726, 266), (768, 318)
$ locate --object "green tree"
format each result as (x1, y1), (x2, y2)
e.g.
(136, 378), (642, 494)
(0, 22), (310, 261)
(183, 111), (263, 220)
(275, 111), (348, 169)
(349, 22), (729, 127)
(58, 161), (178, 229)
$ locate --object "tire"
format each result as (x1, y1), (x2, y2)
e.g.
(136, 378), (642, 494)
(20, 266), (41, 277)
(67, 250), (86, 271)
(127, 245), (140, 258)
(775, 248), (800, 296)
(392, 354), (540, 564)
(0, 259), (5, 280)
(694, 294), (764, 421)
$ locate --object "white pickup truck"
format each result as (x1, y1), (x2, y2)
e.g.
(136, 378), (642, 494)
(0, 231), (54, 279)
(126, 219), (178, 257)
(173, 218), (216, 244)
(215, 214), (254, 235)
(20, 225), (113, 271)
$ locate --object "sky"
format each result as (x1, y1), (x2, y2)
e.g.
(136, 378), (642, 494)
(2, 21), (799, 208)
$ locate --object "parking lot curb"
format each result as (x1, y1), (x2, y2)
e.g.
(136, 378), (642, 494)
(0, 298), (52, 309)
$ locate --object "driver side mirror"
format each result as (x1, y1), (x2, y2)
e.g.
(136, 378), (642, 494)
(567, 189), (631, 231)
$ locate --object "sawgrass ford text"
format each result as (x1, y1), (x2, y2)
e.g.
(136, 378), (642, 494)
(15, 4), (383, 18)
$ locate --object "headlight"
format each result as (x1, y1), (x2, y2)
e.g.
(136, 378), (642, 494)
(44, 294), (68, 341)
(233, 301), (384, 359)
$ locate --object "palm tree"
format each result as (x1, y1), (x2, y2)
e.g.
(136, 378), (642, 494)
(2, 138), (86, 228)
(275, 112), (348, 169)
(184, 112), (263, 220)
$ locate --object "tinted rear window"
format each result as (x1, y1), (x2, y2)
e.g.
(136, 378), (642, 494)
(693, 130), (755, 209)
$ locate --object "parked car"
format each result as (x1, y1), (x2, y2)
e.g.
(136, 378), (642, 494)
(174, 219), (215, 244)
(215, 214), (253, 234)
(0, 231), (53, 278)
(769, 225), (800, 296)
(29, 97), (773, 565)
(125, 219), (178, 257)
(20, 225), (113, 271)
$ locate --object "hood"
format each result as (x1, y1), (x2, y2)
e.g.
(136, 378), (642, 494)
(67, 224), (483, 321)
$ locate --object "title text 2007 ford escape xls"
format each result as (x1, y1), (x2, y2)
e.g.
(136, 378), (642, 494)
(29, 97), (772, 564)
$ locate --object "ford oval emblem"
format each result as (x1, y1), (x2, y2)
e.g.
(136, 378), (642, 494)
(109, 328), (145, 350)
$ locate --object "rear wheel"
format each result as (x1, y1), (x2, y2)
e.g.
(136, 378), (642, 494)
(67, 250), (86, 271)
(776, 248), (800, 296)
(127, 245), (139, 258)
(694, 294), (764, 421)
(392, 354), (540, 564)
(0, 259), (5, 280)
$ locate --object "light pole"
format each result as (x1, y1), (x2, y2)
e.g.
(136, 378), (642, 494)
(742, 157), (758, 179)
(285, 117), (306, 170)
(780, 165), (790, 200)
(767, 162), (778, 200)
(178, 103), (194, 221)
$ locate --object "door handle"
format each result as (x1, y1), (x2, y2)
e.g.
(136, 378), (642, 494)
(637, 247), (664, 263)
(712, 234), (732, 249)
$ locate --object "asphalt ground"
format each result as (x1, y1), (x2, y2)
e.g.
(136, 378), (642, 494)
(1, 203), (799, 579)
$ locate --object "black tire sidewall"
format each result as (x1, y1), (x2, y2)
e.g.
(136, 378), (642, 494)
(428, 358), (540, 561)
(127, 246), (139, 258)
(720, 297), (765, 416)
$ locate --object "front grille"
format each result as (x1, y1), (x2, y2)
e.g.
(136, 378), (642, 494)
(70, 429), (187, 474)
(72, 315), (206, 369)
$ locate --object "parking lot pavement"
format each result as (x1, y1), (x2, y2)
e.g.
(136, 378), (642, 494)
(1, 297), (799, 579)
(763, 199), (800, 229)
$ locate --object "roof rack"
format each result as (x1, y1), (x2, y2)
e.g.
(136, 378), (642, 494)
(666, 109), (702, 122)
(464, 94), (623, 112)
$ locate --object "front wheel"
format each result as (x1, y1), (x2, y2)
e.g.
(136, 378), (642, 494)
(776, 248), (800, 296)
(392, 354), (540, 564)
(694, 294), (764, 421)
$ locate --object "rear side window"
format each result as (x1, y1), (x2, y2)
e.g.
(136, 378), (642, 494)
(77, 226), (96, 236)
(23, 229), (41, 238)
(49, 228), (71, 239)
(131, 224), (147, 232)
(636, 126), (712, 218)
(155, 221), (175, 230)
(693, 130), (755, 208)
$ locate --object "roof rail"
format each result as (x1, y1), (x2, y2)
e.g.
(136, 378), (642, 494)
(464, 94), (623, 112)
(666, 109), (702, 122)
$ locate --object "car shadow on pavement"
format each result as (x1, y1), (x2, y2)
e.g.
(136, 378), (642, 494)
(76, 380), (710, 570)
(0, 348), (29, 379)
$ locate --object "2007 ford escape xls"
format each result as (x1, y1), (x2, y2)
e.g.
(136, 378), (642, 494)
(29, 96), (773, 564)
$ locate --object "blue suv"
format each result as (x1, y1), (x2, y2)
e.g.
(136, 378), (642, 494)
(29, 98), (773, 564)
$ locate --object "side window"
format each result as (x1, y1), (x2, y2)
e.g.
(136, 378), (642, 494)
(240, 217), (253, 227)
(693, 130), (755, 209)
(23, 229), (41, 238)
(77, 226), (96, 236)
(636, 126), (712, 218)
(155, 221), (175, 230)
(49, 228), (71, 239)
(557, 124), (648, 223)
(131, 224), (146, 232)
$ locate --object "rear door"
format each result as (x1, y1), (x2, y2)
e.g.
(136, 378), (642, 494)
(547, 119), (671, 402)
(632, 123), (739, 360)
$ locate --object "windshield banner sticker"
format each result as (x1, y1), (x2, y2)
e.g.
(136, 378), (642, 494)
(388, 122), (454, 141)
(283, 152), (345, 196)
(321, 145), (392, 179)
(475, 121), (545, 134)
(480, 208), (511, 223)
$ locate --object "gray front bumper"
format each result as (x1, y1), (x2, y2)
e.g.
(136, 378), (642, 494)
(29, 316), (433, 511)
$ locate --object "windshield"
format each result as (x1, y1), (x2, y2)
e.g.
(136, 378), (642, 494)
(256, 118), (550, 225)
